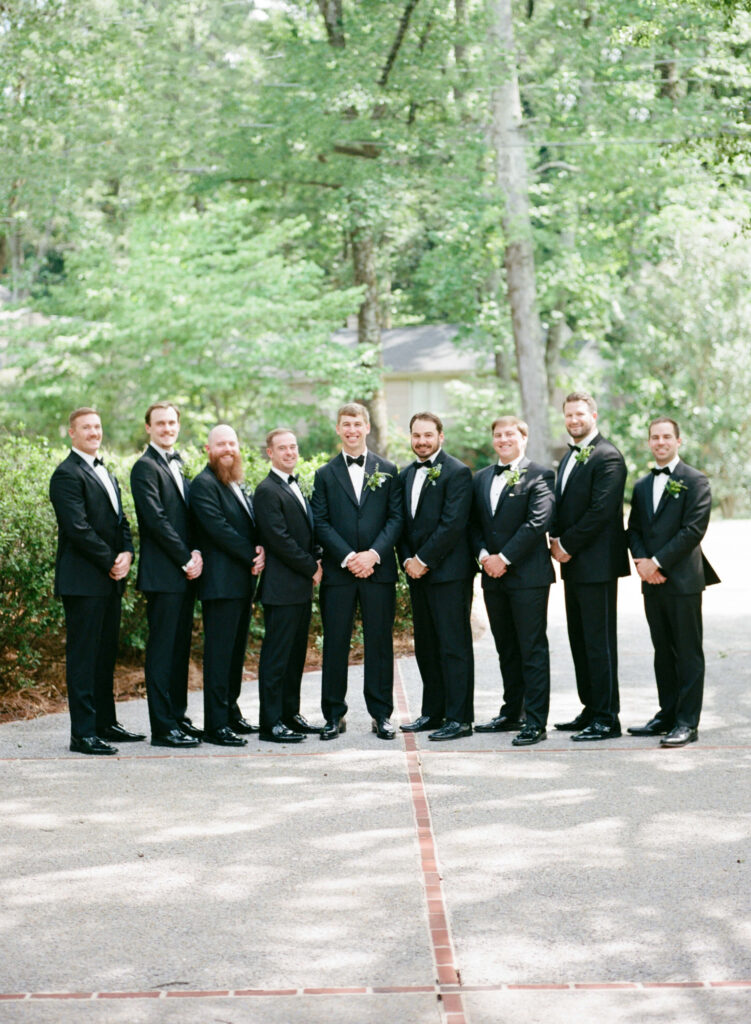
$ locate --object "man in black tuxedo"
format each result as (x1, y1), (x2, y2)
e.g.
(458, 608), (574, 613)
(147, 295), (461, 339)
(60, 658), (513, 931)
(189, 424), (265, 746)
(470, 416), (556, 746)
(627, 417), (719, 747)
(254, 428), (323, 744)
(311, 402), (403, 740)
(550, 392), (629, 741)
(397, 412), (476, 741)
(130, 402), (203, 749)
(49, 408), (144, 755)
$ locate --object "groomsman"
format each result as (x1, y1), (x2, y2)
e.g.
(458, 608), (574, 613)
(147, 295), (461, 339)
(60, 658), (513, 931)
(311, 403), (403, 740)
(254, 429), (323, 744)
(627, 417), (719, 746)
(189, 424), (264, 746)
(398, 412), (476, 741)
(470, 417), (555, 746)
(130, 402), (203, 748)
(49, 408), (143, 754)
(550, 392), (629, 740)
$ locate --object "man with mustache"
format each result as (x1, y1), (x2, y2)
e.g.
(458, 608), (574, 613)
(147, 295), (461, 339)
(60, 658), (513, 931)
(189, 424), (265, 746)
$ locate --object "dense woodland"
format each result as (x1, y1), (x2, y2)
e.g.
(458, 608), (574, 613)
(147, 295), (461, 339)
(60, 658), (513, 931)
(1, 0), (750, 513)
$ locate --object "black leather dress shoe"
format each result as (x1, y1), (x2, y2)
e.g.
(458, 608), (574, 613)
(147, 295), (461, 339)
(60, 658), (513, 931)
(660, 725), (698, 747)
(554, 712), (593, 731)
(230, 717), (260, 734)
(203, 726), (248, 747)
(151, 729), (200, 748)
(99, 723), (146, 742)
(320, 718), (346, 741)
(429, 720), (472, 741)
(512, 726), (547, 746)
(260, 722), (306, 743)
(571, 721), (622, 741)
(400, 715), (443, 733)
(372, 718), (396, 740)
(627, 717), (672, 736)
(179, 718), (204, 739)
(283, 714), (323, 734)
(70, 735), (118, 756)
(475, 715), (525, 733)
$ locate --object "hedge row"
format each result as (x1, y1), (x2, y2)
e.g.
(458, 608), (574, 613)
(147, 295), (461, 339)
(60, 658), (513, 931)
(0, 436), (412, 690)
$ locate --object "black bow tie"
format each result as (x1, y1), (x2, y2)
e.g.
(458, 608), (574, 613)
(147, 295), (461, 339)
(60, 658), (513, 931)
(494, 464), (513, 476)
(167, 451), (182, 463)
(414, 459), (433, 470)
(651, 466), (671, 476)
(567, 443), (581, 453)
(93, 457), (105, 467)
(346, 454), (365, 467)
(287, 474), (298, 485)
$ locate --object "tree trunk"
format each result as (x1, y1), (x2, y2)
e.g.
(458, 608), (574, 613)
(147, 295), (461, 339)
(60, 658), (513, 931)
(487, 0), (552, 463)
(351, 227), (389, 455)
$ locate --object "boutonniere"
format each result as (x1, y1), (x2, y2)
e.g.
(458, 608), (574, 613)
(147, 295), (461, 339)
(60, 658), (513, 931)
(665, 478), (687, 499)
(506, 467), (527, 491)
(574, 445), (594, 464)
(365, 463), (392, 491)
(425, 463), (442, 485)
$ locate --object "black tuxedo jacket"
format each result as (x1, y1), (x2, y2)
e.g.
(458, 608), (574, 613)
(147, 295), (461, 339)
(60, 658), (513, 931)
(627, 459), (720, 595)
(551, 433), (630, 583)
(130, 446), (194, 593)
(254, 471), (320, 605)
(49, 451), (134, 597)
(470, 458), (556, 591)
(311, 451), (402, 586)
(397, 450), (476, 583)
(189, 465), (259, 601)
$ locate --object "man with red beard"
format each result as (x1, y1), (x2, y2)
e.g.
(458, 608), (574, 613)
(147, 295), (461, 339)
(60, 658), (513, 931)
(190, 425), (265, 745)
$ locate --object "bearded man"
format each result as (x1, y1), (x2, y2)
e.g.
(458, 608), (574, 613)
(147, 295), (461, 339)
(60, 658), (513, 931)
(189, 424), (265, 746)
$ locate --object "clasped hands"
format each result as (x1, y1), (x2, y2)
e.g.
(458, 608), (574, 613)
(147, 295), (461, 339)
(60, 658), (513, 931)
(634, 557), (667, 585)
(404, 557), (429, 580)
(347, 550), (378, 578)
(109, 551), (132, 581)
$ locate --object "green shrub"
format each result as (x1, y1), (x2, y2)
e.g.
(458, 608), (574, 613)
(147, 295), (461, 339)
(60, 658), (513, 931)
(0, 436), (412, 692)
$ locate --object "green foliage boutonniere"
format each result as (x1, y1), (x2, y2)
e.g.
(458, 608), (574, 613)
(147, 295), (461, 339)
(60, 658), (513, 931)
(425, 463), (442, 485)
(506, 467), (527, 491)
(574, 445), (594, 464)
(365, 463), (392, 491)
(665, 478), (687, 499)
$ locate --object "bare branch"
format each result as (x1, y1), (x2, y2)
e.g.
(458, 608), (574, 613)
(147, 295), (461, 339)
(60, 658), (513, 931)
(378, 0), (421, 88)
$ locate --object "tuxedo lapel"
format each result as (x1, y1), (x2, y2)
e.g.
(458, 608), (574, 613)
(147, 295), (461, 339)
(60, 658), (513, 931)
(484, 466), (495, 517)
(405, 464), (418, 520)
(556, 449), (574, 501)
(332, 454), (360, 508)
(270, 471), (313, 534)
(74, 454), (119, 517)
(148, 446), (186, 503)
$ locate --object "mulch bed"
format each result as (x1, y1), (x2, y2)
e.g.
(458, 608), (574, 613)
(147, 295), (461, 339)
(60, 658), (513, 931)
(0, 633), (416, 724)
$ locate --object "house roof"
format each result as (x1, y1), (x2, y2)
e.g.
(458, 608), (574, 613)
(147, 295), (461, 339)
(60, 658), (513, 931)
(333, 325), (494, 377)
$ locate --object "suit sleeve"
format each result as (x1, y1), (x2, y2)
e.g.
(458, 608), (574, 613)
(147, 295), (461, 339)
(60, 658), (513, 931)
(190, 477), (256, 569)
(367, 463), (404, 561)
(311, 468), (355, 564)
(413, 464), (472, 569)
(396, 469), (411, 565)
(501, 469), (555, 564)
(626, 482), (649, 559)
(49, 466), (117, 572)
(130, 459), (191, 566)
(558, 448), (626, 556)
(255, 485), (318, 578)
(653, 473), (713, 570)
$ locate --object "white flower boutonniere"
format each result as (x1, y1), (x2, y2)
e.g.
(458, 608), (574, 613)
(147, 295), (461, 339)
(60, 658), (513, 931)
(574, 445), (594, 464)
(365, 463), (392, 491)
(665, 478), (687, 499)
(425, 463), (442, 485)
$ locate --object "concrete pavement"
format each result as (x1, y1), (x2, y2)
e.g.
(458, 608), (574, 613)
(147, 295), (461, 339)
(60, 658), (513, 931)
(0, 520), (749, 1023)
